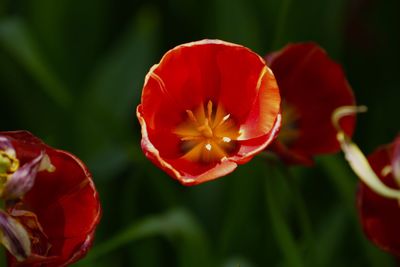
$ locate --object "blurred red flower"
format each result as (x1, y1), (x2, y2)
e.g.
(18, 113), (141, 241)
(0, 131), (101, 267)
(266, 43), (356, 165)
(137, 40), (281, 185)
(358, 136), (400, 256)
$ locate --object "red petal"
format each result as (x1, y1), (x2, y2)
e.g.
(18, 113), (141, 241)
(2, 131), (101, 267)
(238, 66), (280, 140)
(2, 131), (44, 165)
(267, 43), (355, 165)
(141, 40), (280, 137)
(358, 140), (400, 256)
(3, 153), (44, 200)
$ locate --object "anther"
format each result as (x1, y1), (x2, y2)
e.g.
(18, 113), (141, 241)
(222, 137), (231, 143)
(205, 143), (212, 151)
(186, 110), (197, 123)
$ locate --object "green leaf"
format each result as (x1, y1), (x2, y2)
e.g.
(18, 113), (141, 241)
(0, 18), (71, 108)
(214, 0), (261, 50)
(317, 155), (356, 209)
(83, 5), (160, 122)
(75, 5), (160, 177)
(313, 205), (347, 266)
(278, 0), (346, 54)
(271, 0), (293, 50)
(76, 209), (214, 267)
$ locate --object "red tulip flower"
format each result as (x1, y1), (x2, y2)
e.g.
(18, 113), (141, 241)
(137, 40), (281, 185)
(358, 136), (400, 256)
(0, 131), (101, 267)
(266, 43), (356, 165)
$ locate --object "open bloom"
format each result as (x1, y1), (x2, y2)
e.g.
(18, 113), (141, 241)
(358, 136), (400, 256)
(137, 39), (281, 185)
(266, 43), (356, 165)
(0, 131), (101, 267)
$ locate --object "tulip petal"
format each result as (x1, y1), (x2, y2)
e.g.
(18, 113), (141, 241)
(238, 66), (281, 140)
(2, 152), (44, 200)
(215, 45), (280, 136)
(18, 149), (101, 266)
(267, 43), (356, 165)
(0, 136), (16, 157)
(234, 114), (281, 163)
(0, 210), (31, 262)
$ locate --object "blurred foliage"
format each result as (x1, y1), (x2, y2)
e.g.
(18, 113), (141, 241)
(0, 0), (399, 266)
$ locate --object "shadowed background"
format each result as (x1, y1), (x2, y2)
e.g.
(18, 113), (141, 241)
(0, 0), (399, 266)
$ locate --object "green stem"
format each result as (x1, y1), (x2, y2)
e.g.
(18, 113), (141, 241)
(280, 167), (314, 255)
(262, 156), (314, 256)
(264, 165), (304, 267)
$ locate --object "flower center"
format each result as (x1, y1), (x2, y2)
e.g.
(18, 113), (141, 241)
(174, 101), (240, 163)
(0, 151), (19, 176)
(277, 101), (300, 145)
(0, 150), (19, 185)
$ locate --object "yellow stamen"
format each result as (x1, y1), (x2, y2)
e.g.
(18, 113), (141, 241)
(175, 101), (240, 163)
(0, 150), (20, 197)
(207, 100), (213, 120)
(0, 151), (19, 179)
(186, 110), (198, 123)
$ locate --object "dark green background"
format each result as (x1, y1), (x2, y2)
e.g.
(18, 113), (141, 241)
(1, 0), (399, 266)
